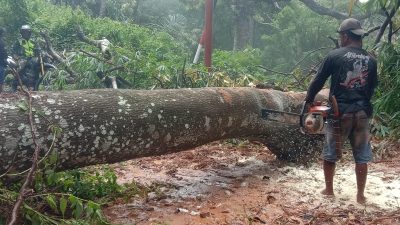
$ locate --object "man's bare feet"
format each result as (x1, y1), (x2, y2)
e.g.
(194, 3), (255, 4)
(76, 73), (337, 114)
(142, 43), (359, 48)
(321, 189), (334, 197)
(357, 194), (366, 204)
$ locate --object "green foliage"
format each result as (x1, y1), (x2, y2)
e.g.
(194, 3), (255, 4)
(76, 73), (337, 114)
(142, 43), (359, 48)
(0, 0), (30, 40)
(373, 42), (400, 137)
(36, 166), (121, 200)
(261, 1), (335, 79)
(0, 163), (124, 224)
(17, 0), (188, 90)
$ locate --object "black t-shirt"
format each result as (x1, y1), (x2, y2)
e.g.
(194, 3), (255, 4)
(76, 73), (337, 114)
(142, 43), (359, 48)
(305, 46), (378, 116)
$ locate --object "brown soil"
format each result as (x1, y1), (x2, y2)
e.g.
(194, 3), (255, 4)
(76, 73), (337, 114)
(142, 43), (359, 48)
(103, 140), (400, 225)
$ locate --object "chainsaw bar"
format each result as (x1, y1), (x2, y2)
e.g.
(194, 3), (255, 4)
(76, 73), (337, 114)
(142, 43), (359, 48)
(261, 109), (301, 124)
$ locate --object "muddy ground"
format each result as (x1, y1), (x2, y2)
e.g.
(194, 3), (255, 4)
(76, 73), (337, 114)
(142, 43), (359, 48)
(103, 140), (400, 225)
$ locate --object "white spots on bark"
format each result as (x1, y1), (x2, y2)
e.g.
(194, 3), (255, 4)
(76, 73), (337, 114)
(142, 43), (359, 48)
(139, 113), (148, 119)
(78, 124), (85, 132)
(185, 124), (190, 129)
(3, 136), (18, 151)
(165, 133), (171, 142)
(152, 131), (160, 139)
(100, 125), (107, 135)
(109, 130), (114, 135)
(59, 118), (69, 128)
(219, 96), (225, 103)
(148, 109), (152, 114)
(118, 96), (127, 106)
(241, 117), (249, 127)
(204, 116), (211, 131)
(158, 114), (162, 120)
(47, 99), (56, 104)
(218, 118), (223, 124)
(94, 136), (100, 147)
(151, 103), (155, 106)
(17, 124), (26, 131)
(112, 138), (118, 144)
(147, 124), (156, 134)
(0, 103), (16, 110)
(227, 117), (233, 127)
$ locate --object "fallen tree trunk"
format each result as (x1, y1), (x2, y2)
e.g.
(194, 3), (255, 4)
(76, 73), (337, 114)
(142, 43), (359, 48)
(0, 88), (327, 174)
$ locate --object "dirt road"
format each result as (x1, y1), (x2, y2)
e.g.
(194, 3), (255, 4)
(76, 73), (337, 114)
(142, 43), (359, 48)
(104, 140), (400, 225)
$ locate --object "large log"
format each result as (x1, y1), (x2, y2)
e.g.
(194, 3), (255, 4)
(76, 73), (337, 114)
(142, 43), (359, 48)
(0, 88), (327, 174)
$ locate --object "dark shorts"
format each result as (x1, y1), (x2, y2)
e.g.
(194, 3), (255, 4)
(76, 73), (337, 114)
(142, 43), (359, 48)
(0, 65), (5, 84)
(323, 110), (372, 163)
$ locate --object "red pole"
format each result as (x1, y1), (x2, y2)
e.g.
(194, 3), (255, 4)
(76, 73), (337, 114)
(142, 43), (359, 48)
(204, 0), (213, 72)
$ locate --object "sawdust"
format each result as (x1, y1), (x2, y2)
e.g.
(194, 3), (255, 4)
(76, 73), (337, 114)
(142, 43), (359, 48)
(104, 140), (400, 225)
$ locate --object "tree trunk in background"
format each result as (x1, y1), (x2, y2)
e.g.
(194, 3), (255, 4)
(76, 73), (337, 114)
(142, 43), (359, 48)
(232, 0), (255, 50)
(0, 88), (327, 174)
(98, 0), (106, 18)
(133, 0), (142, 23)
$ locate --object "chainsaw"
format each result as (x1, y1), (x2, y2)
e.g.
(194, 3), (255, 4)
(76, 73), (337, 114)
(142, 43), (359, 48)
(261, 100), (334, 135)
(261, 96), (342, 159)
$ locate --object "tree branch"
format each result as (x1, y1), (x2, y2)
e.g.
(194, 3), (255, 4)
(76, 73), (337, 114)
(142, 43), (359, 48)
(298, 0), (371, 20)
(39, 31), (78, 78)
(7, 70), (42, 225)
(374, 4), (399, 45)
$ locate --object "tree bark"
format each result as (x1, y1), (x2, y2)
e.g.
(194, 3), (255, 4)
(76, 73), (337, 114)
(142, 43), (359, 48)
(0, 88), (327, 174)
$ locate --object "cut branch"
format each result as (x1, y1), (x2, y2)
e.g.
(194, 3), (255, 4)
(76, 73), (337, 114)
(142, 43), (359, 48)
(7, 70), (42, 225)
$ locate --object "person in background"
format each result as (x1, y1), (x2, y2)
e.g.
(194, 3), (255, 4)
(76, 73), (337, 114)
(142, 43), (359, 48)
(0, 27), (8, 93)
(12, 24), (40, 90)
(304, 18), (378, 204)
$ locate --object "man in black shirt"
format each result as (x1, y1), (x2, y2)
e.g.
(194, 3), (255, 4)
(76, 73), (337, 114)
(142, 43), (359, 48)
(0, 27), (7, 93)
(304, 18), (378, 204)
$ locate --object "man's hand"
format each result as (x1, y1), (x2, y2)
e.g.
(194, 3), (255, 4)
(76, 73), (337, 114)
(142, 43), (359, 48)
(301, 101), (312, 115)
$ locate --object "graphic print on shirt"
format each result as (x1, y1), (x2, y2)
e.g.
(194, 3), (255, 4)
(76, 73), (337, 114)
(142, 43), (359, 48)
(340, 52), (370, 89)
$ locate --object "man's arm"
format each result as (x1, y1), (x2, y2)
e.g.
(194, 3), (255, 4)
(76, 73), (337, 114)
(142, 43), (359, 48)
(304, 55), (333, 103)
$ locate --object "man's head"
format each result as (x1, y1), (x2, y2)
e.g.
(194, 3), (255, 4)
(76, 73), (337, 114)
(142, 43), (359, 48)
(337, 18), (365, 47)
(20, 24), (32, 40)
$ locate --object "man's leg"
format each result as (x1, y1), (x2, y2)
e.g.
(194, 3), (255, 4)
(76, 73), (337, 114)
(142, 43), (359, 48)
(350, 111), (372, 204)
(321, 160), (336, 196)
(355, 163), (367, 204)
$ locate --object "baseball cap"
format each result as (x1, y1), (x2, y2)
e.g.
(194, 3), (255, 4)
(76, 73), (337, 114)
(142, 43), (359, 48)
(20, 25), (31, 30)
(337, 18), (365, 36)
